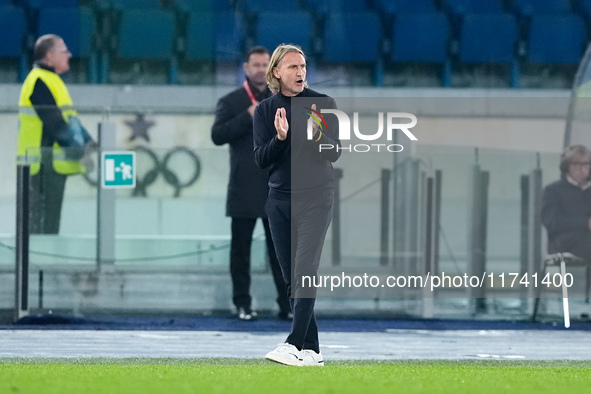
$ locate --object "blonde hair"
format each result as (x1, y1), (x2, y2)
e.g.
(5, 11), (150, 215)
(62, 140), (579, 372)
(266, 44), (308, 93)
(560, 144), (591, 173)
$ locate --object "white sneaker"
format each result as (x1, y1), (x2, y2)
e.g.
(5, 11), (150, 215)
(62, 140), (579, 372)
(237, 307), (258, 321)
(265, 343), (302, 366)
(300, 349), (324, 367)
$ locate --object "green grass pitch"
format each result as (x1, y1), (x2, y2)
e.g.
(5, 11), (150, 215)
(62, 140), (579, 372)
(2, 359), (591, 393)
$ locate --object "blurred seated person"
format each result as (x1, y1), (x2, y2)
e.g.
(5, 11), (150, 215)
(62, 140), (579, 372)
(541, 144), (591, 260)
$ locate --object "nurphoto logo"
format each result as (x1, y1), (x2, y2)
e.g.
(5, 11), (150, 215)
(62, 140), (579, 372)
(306, 109), (418, 153)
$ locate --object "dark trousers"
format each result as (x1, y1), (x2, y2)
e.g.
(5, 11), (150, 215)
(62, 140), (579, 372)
(29, 165), (67, 235)
(230, 217), (290, 313)
(265, 189), (333, 353)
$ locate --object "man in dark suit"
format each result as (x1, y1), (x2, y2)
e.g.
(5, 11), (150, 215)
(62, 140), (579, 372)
(211, 46), (290, 321)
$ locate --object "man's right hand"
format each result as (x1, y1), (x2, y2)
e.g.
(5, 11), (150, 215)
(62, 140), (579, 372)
(81, 140), (98, 173)
(247, 103), (258, 117)
(274, 107), (289, 140)
(82, 153), (95, 173)
(85, 140), (98, 150)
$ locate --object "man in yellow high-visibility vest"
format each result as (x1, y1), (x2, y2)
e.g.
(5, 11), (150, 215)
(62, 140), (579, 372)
(17, 34), (96, 234)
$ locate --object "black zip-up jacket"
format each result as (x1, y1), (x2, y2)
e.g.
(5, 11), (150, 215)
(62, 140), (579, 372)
(253, 88), (341, 195)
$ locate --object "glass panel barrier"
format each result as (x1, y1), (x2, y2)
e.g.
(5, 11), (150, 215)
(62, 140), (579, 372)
(1, 99), (583, 321)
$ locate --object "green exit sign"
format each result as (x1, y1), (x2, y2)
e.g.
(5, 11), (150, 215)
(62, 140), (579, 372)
(101, 151), (136, 189)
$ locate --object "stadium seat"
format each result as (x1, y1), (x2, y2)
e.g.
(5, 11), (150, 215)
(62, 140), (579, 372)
(443, 0), (505, 35)
(118, 9), (175, 59)
(110, 0), (162, 9)
(0, 6), (26, 58)
(311, 0), (371, 13)
(377, 0), (436, 13)
(185, 11), (215, 61)
(323, 12), (382, 63)
(20, 0), (79, 8)
(37, 7), (98, 82)
(391, 12), (451, 86)
(578, 0), (591, 20)
(321, 12), (383, 85)
(111, 8), (178, 83)
(459, 14), (517, 64)
(392, 12), (449, 63)
(513, 0), (571, 16)
(0, 5), (28, 81)
(184, 11), (243, 62)
(176, 0), (232, 12)
(255, 12), (312, 54)
(527, 15), (586, 64)
(241, 0), (302, 13)
(444, 0), (504, 15)
(458, 13), (518, 87)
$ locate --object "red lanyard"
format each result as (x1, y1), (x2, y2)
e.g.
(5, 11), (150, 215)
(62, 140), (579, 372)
(243, 80), (257, 105)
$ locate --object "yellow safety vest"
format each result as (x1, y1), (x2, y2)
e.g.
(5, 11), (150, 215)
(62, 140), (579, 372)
(17, 66), (85, 175)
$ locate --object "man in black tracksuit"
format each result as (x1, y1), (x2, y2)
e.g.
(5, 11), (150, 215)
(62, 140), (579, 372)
(542, 144), (591, 260)
(211, 46), (290, 321)
(254, 44), (341, 366)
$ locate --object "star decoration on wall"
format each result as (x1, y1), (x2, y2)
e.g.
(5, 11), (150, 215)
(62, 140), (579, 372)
(125, 113), (155, 142)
